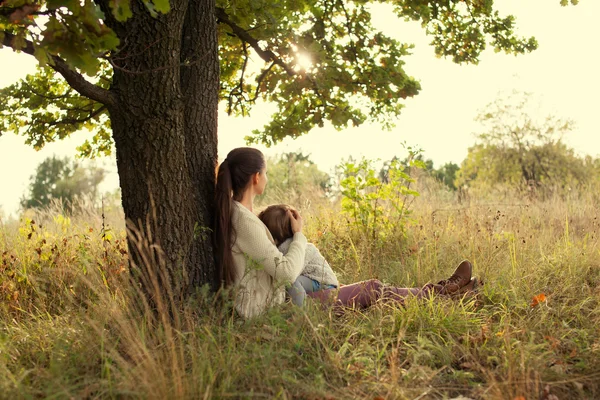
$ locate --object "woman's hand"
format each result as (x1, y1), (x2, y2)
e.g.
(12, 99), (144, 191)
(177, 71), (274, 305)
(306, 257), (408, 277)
(289, 209), (303, 233)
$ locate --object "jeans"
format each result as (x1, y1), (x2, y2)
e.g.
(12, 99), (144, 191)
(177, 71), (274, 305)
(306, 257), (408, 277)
(287, 275), (337, 307)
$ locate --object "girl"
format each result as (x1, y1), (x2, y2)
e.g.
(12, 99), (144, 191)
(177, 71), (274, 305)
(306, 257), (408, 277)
(258, 204), (339, 306)
(214, 147), (475, 319)
(258, 203), (479, 310)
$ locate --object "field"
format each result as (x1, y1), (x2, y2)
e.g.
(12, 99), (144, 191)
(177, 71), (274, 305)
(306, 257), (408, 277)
(1, 183), (599, 399)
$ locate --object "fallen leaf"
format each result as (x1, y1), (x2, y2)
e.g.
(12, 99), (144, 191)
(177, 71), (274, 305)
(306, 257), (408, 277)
(544, 335), (560, 349)
(459, 361), (475, 370)
(568, 347), (578, 357)
(531, 293), (547, 307)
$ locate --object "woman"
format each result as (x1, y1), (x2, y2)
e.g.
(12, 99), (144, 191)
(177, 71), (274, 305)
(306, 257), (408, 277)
(214, 147), (306, 319)
(214, 147), (475, 319)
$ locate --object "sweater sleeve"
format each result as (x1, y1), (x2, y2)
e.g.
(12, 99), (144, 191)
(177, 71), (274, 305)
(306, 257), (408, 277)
(236, 215), (307, 285)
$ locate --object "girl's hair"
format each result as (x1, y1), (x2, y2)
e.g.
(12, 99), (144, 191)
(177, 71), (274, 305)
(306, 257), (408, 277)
(258, 204), (295, 246)
(214, 147), (265, 286)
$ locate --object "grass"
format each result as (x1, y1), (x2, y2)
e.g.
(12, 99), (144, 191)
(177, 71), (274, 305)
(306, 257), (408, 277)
(0, 185), (599, 399)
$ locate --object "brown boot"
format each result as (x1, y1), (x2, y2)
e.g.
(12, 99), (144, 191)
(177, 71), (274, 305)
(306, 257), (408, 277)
(451, 277), (483, 301)
(437, 260), (472, 295)
(454, 277), (481, 295)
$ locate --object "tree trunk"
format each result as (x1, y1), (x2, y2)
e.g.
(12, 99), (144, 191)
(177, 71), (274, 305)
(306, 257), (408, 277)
(180, 0), (220, 291)
(102, 0), (219, 302)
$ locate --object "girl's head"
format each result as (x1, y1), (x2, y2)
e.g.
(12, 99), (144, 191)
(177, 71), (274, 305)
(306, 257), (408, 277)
(214, 147), (267, 286)
(258, 204), (295, 245)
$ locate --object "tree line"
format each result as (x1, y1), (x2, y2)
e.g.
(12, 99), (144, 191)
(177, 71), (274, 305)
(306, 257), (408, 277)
(24, 92), (599, 212)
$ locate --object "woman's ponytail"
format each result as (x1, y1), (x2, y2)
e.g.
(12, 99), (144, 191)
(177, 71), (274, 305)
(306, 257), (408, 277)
(214, 158), (236, 286)
(214, 148), (265, 287)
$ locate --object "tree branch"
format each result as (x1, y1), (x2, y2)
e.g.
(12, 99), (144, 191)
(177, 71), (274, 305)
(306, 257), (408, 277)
(46, 105), (107, 127)
(226, 42), (250, 115)
(2, 32), (116, 107)
(22, 80), (74, 100)
(337, 0), (359, 63)
(215, 7), (296, 76)
(250, 61), (275, 102)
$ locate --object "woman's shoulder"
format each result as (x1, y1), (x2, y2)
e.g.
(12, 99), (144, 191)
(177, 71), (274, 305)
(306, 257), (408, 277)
(232, 201), (258, 222)
(232, 201), (276, 244)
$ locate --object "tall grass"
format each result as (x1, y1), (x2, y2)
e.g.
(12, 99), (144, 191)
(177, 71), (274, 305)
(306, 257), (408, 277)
(1, 183), (599, 399)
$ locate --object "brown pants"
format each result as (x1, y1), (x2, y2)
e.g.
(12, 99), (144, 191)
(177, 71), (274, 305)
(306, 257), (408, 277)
(306, 279), (442, 313)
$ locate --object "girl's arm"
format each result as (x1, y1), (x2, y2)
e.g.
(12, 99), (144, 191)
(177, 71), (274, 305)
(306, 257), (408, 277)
(305, 243), (339, 287)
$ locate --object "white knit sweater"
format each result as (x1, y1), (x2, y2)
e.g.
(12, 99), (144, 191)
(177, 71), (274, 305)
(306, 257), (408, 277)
(277, 239), (339, 288)
(231, 201), (307, 319)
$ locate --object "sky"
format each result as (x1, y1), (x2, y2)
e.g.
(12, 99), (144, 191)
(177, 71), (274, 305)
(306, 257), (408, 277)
(1, 0), (599, 217)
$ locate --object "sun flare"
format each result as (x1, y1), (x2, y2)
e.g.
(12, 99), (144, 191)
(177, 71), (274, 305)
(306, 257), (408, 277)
(295, 53), (313, 71)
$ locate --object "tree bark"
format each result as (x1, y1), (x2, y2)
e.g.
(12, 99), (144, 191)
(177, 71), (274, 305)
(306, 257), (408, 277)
(100, 0), (219, 302)
(180, 0), (220, 291)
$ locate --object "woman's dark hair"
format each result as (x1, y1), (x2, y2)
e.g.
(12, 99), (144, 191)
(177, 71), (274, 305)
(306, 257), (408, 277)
(214, 147), (266, 286)
(258, 204), (295, 246)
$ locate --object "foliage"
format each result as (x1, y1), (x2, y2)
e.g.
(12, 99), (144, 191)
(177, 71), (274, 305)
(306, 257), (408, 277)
(455, 92), (597, 192)
(432, 162), (460, 190)
(338, 149), (422, 245)
(0, 0), (544, 156)
(20, 155), (106, 210)
(262, 151), (331, 197)
(2, 184), (600, 399)
(381, 153), (460, 191)
(0, 66), (113, 157)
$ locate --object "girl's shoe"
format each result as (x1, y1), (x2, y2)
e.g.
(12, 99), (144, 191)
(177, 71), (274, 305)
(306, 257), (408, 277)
(438, 260), (473, 295)
(452, 277), (483, 299)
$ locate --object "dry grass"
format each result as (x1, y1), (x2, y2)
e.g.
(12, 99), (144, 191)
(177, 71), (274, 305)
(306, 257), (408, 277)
(1, 183), (599, 399)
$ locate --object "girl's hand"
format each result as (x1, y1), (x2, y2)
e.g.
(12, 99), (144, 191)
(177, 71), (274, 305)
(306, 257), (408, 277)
(289, 209), (303, 233)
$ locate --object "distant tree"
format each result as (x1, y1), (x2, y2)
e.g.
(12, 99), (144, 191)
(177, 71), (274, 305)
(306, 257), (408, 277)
(21, 156), (105, 210)
(456, 92), (592, 191)
(262, 152), (331, 199)
(379, 151), (430, 183)
(380, 153), (460, 190)
(432, 162), (460, 190)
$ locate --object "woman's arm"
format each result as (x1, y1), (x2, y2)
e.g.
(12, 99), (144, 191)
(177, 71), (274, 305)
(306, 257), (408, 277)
(235, 216), (307, 285)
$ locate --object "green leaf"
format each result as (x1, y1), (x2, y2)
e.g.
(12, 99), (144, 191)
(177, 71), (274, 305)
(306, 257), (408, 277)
(33, 45), (50, 66)
(152, 0), (171, 14)
(47, 0), (75, 10)
(109, 0), (133, 22)
(143, 1), (158, 17)
(101, 31), (120, 50)
(10, 32), (26, 51)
